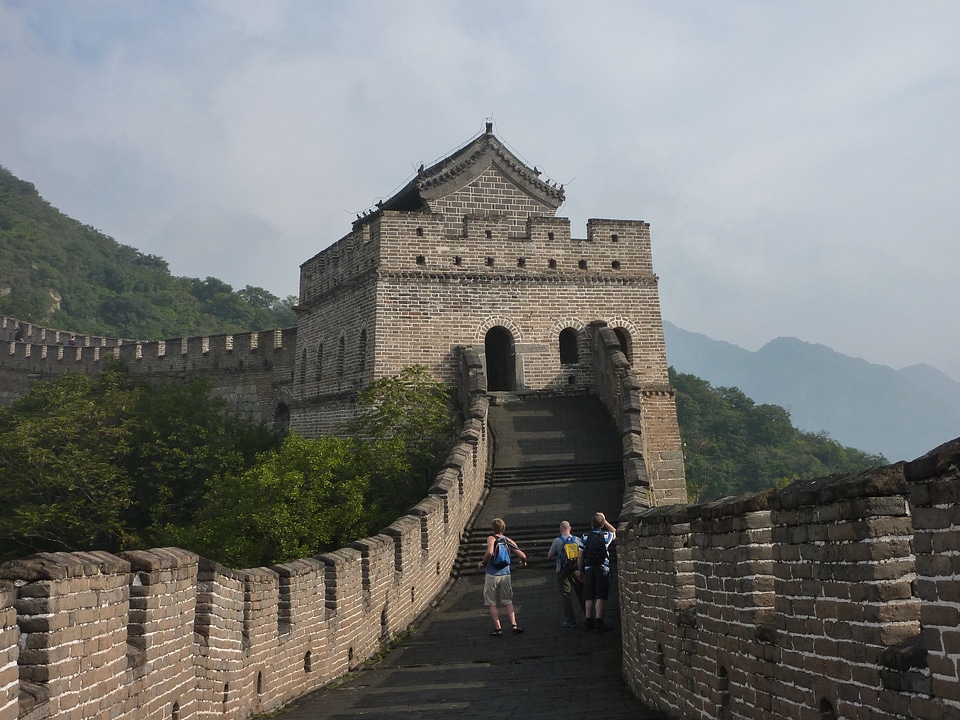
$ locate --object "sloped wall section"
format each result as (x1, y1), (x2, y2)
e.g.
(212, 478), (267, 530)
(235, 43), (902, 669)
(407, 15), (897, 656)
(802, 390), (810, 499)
(618, 437), (960, 720)
(589, 321), (687, 507)
(0, 350), (489, 720)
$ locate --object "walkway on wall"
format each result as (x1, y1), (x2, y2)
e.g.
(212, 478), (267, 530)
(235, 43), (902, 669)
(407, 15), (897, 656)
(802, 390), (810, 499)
(277, 394), (668, 719)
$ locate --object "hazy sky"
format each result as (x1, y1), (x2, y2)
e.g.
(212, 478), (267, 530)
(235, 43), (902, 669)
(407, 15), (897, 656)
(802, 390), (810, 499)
(2, 1), (958, 380)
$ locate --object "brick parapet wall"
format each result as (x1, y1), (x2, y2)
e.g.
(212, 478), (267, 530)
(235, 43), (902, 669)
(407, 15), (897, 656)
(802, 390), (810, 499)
(619, 437), (960, 720)
(0, 583), (20, 720)
(0, 316), (127, 349)
(590, 322), (687, 510)
(902, 447), (960, 712)
(619, 505), (696, 717)
(0, 315), (297, 428)
(0, 355), (490, 720)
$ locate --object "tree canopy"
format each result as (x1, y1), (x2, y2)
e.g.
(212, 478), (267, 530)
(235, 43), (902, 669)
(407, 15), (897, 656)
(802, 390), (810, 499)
(0, 364), (456, 568)
(0, 365), (283, 560)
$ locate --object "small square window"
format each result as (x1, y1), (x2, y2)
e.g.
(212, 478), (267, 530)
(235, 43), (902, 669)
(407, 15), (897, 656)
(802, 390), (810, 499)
(548, 258), (557, 269)
(486, 257), (495, 267)
(485, 230), (492, 239)
(416, 227), (423, 237)
(612, 260), (621, 270)
(517, 258), (526, 268)
(578, 259), (588, 269)
(454, 256), (462, 266)
(548, 232), (555, 241)
(611, 234), (619, 242)
(416, 255), (426, 265)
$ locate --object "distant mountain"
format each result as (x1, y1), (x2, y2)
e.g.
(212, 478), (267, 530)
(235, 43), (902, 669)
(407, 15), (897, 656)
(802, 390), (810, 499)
(663, 321), (960, 462)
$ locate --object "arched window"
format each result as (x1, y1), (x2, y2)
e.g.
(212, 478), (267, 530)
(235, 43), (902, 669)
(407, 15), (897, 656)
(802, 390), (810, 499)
(337, 336), (345, 377)
(559, 328), (579, 364)
(357, 329), (367, 374)
(316, 343), (323, 381)
(299, 349), (306, 384)
(614, 327), (633, 364)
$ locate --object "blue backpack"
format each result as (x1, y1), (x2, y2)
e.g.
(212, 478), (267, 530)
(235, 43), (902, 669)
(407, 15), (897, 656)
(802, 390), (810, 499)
(492, 537), (511, 569)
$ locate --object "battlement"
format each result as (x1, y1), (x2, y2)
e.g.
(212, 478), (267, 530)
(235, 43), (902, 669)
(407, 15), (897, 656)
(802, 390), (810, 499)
(619, 437), (960, 720)
(0, 314), (298, 428)
(0, 318), (294, 379)
(298, 213), (655, 310)
(1, 314), (128, 348)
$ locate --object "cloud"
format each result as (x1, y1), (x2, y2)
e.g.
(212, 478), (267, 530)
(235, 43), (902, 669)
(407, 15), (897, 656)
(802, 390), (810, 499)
(1, 0), (958, 379)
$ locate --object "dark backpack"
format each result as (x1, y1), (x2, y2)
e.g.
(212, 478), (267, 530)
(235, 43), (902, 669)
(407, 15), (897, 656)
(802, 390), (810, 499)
(582, 531), (608, 568)
(492, 536), (511, 569)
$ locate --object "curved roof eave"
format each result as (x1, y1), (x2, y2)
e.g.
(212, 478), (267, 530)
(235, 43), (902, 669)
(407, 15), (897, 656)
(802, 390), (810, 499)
(380, 127), (565, 213)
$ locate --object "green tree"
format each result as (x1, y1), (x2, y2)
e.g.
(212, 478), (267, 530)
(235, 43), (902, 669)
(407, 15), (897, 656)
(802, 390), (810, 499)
(122, 377), (282, 545)
(346, 365), (456, 529)
(0, 365), (283, 562)
(0, 370), (137, 558)
(175, 434), (369, 568)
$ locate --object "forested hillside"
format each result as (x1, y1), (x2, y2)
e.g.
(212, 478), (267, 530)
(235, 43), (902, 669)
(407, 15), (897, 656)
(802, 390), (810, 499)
(671, 368), (886, 502)
(0, 165), (295, 339)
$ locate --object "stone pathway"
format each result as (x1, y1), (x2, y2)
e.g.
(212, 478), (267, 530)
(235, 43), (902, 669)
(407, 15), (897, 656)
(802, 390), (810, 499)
(276, 569), (664, 719)
(272, 395), (668, 719)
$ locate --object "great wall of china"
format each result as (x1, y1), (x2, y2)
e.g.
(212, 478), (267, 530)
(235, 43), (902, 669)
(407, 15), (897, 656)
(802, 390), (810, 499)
(1, 122), (957, 718)
(2, 314), (957, 719)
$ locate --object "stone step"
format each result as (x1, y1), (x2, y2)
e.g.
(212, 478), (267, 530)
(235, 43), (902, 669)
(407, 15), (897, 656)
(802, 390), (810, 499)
(490, 461), (623, 486)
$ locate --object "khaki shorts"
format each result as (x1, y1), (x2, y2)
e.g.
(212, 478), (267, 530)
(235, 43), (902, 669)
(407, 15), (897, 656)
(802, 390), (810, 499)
(483, 573), (514, 606)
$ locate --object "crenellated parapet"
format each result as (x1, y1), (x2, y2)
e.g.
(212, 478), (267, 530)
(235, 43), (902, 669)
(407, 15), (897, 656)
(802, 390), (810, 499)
(0, 351), (491, 720)
(0, 314), (297, 427)
(618, 437), (960, 720)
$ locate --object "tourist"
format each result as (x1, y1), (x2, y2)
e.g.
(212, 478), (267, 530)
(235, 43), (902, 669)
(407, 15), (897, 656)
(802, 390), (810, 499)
(477, 517), (527, 636)
(578, 512), (616, 631)
(547, 520), (583, 628)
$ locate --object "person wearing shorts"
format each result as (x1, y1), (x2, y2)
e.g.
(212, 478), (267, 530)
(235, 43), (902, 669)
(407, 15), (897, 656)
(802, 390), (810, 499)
(577, 512), (616, 631)
(477, 517), (527, 636)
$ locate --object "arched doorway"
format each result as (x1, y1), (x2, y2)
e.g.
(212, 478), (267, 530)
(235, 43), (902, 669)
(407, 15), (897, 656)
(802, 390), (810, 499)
(485, 326), (516, 391)
(274, 403), (291, 433)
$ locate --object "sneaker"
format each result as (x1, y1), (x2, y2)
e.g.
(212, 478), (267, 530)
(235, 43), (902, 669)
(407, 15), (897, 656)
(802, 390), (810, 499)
(594, 619), (611, 632)
(584, 618), (595, 631)
(562, 620), (577, 628)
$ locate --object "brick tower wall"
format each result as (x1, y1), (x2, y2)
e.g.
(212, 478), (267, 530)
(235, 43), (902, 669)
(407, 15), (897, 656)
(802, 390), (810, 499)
(290, 150), (673, 436)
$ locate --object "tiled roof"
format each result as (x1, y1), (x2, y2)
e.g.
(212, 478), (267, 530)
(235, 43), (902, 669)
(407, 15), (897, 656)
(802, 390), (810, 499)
(378, 124), (565, 214)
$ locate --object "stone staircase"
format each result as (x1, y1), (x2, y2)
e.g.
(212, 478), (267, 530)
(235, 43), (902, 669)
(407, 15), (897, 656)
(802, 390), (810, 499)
(454, 393), (624, 576)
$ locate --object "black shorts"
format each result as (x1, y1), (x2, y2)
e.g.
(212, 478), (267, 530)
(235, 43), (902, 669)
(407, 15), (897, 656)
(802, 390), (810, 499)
(582, 566), (610, 601)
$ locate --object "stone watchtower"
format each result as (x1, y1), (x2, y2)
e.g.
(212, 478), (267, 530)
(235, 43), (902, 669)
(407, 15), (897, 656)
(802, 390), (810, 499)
(287, 123), (679, 460)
